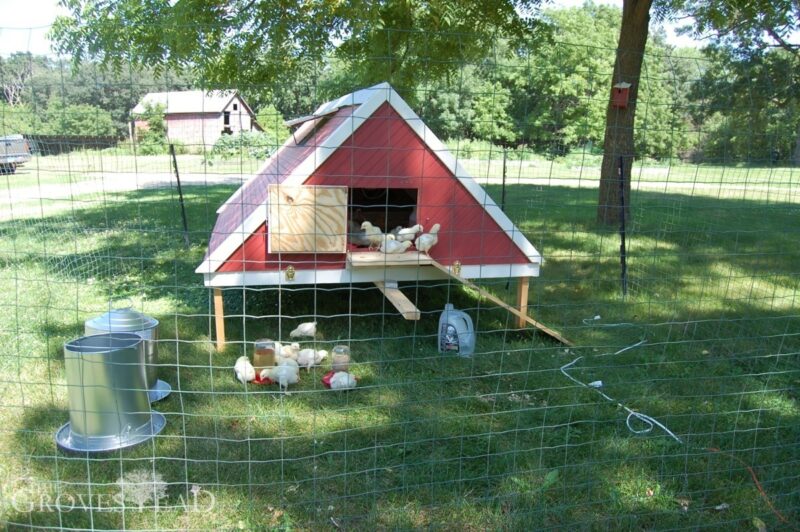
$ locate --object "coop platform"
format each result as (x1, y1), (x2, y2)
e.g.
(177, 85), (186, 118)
(348, 251), (434, 268)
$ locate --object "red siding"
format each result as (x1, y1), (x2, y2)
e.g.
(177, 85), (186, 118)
(307, 103), (528, 267)
(218, 224), (347, 272)
(217, 102), (529, 272)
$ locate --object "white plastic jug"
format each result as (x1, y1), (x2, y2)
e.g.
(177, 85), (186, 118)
(438, 303), (475, 357)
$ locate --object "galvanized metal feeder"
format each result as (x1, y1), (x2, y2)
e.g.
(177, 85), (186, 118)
(84, 305), (171, 402)
(56, 333), (166, 453)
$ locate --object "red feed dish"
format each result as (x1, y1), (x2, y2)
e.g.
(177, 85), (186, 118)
(321, 371), (336, 388)
(252, 373), (274, 385)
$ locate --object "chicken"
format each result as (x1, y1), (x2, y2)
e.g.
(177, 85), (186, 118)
(234, 356), (255, 384)
(381, 239), (412, 254)
(394, 224), (423, 242)
(275, 356), (299, 369)
(329, 371), (357, 390)
(266, 363), (300, 392)
(279, 342), (300, 359)
(296, 348), (328, 371)
(290, 321), (317, 338)
(360, 221), (385, 251)
(347, 220), (372, 247)
(414, 223), (441, 254)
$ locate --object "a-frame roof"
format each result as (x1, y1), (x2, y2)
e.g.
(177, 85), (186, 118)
(196, 82), (541, 275)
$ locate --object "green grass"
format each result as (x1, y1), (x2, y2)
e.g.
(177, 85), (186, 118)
(2, 152), (264, 189)
(0, 172), (798, 529)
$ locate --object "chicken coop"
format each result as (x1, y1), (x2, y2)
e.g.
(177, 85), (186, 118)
(196, 82), (558, 349)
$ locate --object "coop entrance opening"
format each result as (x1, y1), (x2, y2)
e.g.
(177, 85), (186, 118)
(349, 188), (418, 233)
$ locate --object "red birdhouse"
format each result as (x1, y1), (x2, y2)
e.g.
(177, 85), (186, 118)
(612, 82), (631, 109)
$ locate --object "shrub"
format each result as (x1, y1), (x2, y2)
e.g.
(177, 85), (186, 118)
(209, 131), (280, 160)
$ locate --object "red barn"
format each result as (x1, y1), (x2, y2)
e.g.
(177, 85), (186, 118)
(197, 83), (545, 348)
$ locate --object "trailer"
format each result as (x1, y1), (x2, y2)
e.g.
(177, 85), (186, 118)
(0, 134), (32, 174)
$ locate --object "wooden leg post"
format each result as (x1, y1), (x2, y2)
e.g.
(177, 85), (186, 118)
(516, 277), (530, 329)
(213, 288), (226, 351)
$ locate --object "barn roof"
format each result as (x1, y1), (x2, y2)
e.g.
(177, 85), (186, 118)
(132, 90), (253, 115)
(196, 82), (541, 275)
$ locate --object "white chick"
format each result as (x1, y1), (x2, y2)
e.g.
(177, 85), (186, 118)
(381, 239), (412, 254)
(296, 349), (328, 371)
(376, 233), (396, 251)
(290, 321), (317, 338)
(277, 357), (299, 369)
(414, 223), (441, 254)
(394, 224), (423, 242)
(279, 342), (300, 359)
(234, 356), (255, 384)
(360, 221), (384, 250)
(329, 371), (357, 390)
(267, 364), (299, 392)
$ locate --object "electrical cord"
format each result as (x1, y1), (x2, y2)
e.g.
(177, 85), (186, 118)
(561, 317), (797, 527)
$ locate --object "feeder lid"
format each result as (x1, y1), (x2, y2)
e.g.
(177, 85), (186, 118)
(85, 307), (158, 332)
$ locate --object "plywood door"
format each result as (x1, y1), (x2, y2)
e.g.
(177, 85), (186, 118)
(268, 184), (348, 253)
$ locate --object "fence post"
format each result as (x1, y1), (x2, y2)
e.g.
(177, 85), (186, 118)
(170, 143), (191, 248)
(618, 156), (628, 298)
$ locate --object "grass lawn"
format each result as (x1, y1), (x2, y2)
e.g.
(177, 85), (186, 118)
(0, 166), (798, 529)
(4, 152), (263, 189)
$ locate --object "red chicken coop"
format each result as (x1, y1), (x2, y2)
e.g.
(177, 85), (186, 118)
(197, 83), (560, 348)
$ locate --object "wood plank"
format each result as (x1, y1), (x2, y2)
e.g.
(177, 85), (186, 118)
(516, 277), (530, 329)
(429, 261), (572, 346)
(374, 281), (421, 320)
(213, 288), (226, 351)
(268, 184), (347, 253)
(349, 251), (434, 268)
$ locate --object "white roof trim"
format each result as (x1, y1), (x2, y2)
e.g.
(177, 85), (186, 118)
(197, 82), (541, 274)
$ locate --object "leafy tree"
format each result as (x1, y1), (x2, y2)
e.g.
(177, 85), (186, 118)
(597, 0), (799, 224)
(0, 103), (38, 135)
(51, 0), (545, 98)
(40, 98), (116, 136)
(255, 104), (289, 145)
(680, 0), (800, 164)
(133, 102), (169, 154)
(0, 53), (46, 106)
(691, 47), (799, 164)
(419, 85), (473, 140)
(510, 4), (620, 153)
(678, 0), (799, 56)
(29, 60), (191, 136)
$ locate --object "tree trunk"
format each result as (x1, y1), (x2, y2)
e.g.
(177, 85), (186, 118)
(596, 0), (652, 225)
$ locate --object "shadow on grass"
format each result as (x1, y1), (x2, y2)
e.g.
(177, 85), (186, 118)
(2, 183), (799, 528)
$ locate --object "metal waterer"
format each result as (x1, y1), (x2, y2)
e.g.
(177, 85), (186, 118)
(85, 305), (171, 402)
(56, 333), (166, 453)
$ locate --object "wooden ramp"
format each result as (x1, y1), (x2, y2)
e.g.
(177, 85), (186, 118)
(429, 260), (573, 346)
(374, 281), (420, 320)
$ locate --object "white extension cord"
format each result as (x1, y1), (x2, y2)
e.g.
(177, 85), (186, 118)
(560, 324), (683, 444)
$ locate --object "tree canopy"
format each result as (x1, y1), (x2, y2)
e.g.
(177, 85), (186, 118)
(51, 0), (545, 91)
(0, 1), (792, 168)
